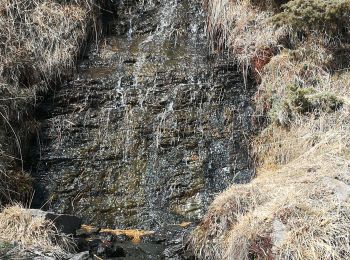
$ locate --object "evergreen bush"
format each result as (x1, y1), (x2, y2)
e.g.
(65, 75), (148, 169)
(272, 0), (350, 34)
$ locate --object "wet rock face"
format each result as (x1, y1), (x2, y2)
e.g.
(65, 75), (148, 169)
(32, 0), (255, 229)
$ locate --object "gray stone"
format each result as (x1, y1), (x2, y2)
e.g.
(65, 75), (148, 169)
(69, 251), (90, 260)
(28, 209), (82, 235)
(323, 177), (350, 202)
(272, 219), (287, 252)
(33, 257), (55, 260)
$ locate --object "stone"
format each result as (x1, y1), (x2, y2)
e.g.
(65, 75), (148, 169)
(88, 239), (103, 253)
(76, 226), (101, 237)
(33, 257), (55, 260)
(28, 209), (82, 235)
(323, 177), (350, 202)
(111, 234), (132, 242)
(272, 219), (287, 252)
(69, 251), (90, 260)
(74, 224), (197, 259)
(162, 224), (195, 260)
(105, 245), (126, 257)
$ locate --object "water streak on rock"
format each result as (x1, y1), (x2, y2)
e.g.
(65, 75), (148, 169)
(32, 0), (255, 229)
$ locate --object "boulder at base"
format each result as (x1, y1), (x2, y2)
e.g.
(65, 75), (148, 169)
(28, 209), (82, 235)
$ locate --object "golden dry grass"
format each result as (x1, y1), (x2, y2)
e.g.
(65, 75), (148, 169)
(0, 0), (95, 205)
(255, 38), (349, 125)
(192, 0), (350, 259)
(205, 0), (286, 77)
(191, 109), (350, 259)
(0, 0), (90, 111)
(0, 204), (74, 258)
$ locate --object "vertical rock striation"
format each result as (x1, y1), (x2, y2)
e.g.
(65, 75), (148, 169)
(32, 0), (255, 229)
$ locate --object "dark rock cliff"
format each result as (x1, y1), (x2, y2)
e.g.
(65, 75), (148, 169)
(31, 0), (256, 229)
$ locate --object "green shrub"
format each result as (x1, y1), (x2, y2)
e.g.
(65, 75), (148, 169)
(269, 85), (343, 125)
(272, 0), (350, 34)
(250, 0), (290, 9)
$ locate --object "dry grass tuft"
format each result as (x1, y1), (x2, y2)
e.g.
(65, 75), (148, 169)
(192, 0), (350, 259)
(255, 38), (348, 126)
(0, 0), (90, 112)
(0, 0), (96, 205)
(204, 0), (286, 77)
(191, 108), (350, 259)
(0, 204), (74, 258)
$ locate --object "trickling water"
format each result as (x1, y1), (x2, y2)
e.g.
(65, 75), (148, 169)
(128, 18), (133, 40)
(31, 0), (256, 229)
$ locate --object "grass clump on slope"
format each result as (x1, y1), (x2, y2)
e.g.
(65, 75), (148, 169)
(192, 109), (350, 259)
(0, 204), (74, 259)
(0, 0), (90, 112)
(192, 0), (350, 259)
(0, 0), (95, 205)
